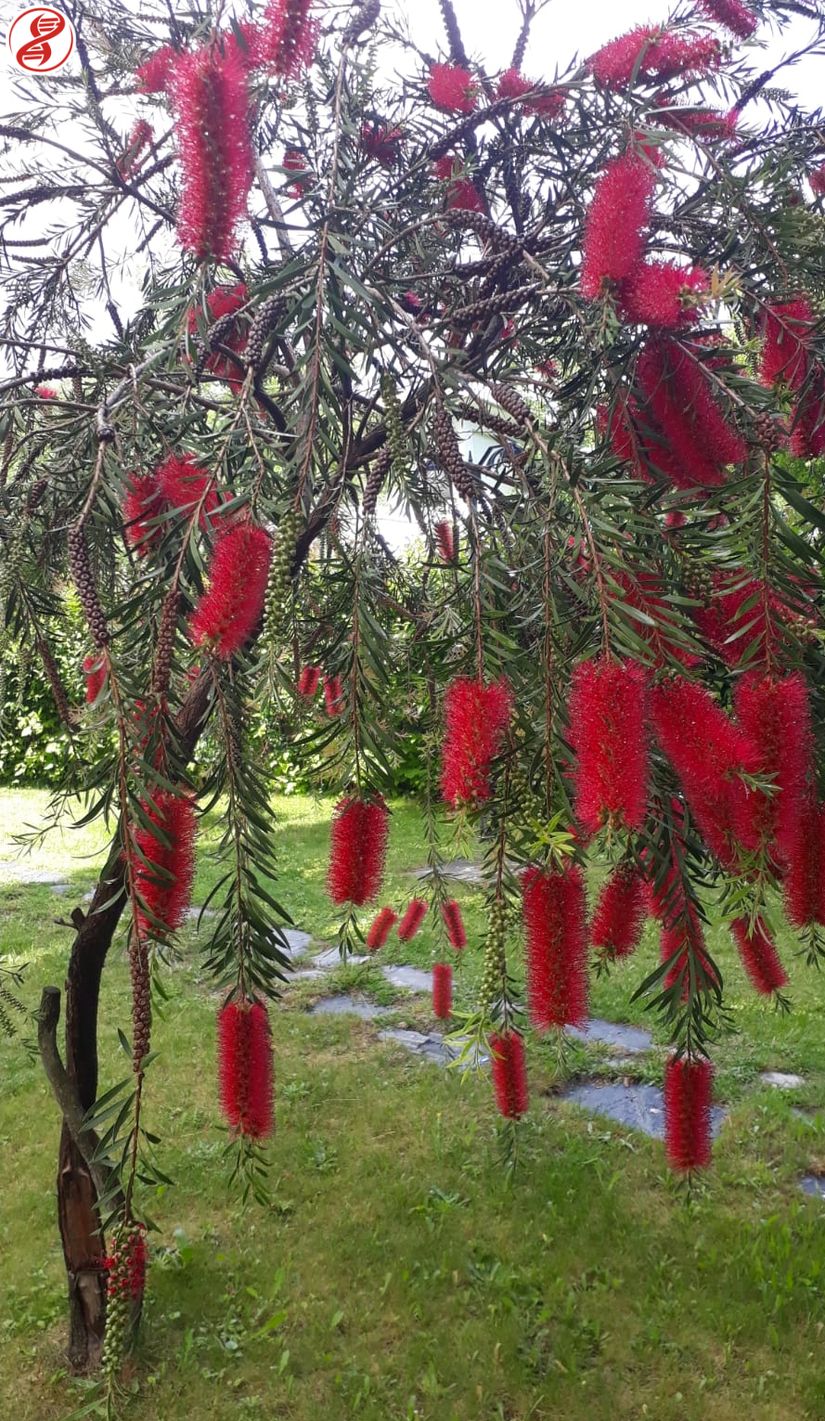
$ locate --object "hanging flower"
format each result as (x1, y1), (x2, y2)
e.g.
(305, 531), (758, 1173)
(297, 665), (322, 697)
(323, 673), (345, 717)
(122, 471), (164, 554)
(664, 1055), (713, 1170)
(432, 962), (453, 1019)
(654, 103), (739, 142)
(217, 998), (274, 1139)
(579, 150), (657, 299)
(783, 798), (825, 930)
(811, 165), (825, 196)
(327, 794), (389, 906)
(619, 261), (710, 328)
(361, 122), (404, 167)
(497, 69), (563, 118)
(283, 146), (312, 197)
(156, 452), (222, 522)
(187, 283), (249, 390)
(730, 917), (788, 996)
(116, 119), (154, 179)
(397, 898), (427, 942)
(427, 63), (477, 114)
(522, 863), (588, 1030)
(591, 864), (649, 960)
(189, 523), (273, 660)
(83, 652), (107, 704)
(568, 657), (649, 835)
(695, 0), (758, 39)
(172, 45), (253, 262)
(434, 519), (456, 562)
(733, 670), (812, 864)
(489, 1031), (529, 1119)
(590, 27), (720, 90)
(636, 338), (745, 487)
(366, 905), (397, 951)
(135, 43), (177, 94)
(433, 155), (484, 213)
(442, 898), (467, 949)
(760, 298), (814, 391)
(440, 675), (512, 808)
(660, 902), (719, 997)
(258, 0), (317, 76)
(132, 791), (196, 939)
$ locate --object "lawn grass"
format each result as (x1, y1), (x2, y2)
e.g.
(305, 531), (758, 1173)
(1, 787), (824, 1421)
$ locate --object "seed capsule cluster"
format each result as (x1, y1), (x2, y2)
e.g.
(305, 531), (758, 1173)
(382, 376), (411, 482)
(443, 208), (522, 256)
(431, 406), (477, 502)
(151, 588), (179, 700)
(479, 895), (507, 1011)
(451, 283), (536, 323)
(263, 507), (298, 644)
(102, 1224), (147, 1383)
(455, 400), (520, 441)
(68, 524), (110, 646)
(489, 381), (532, 426)
(129, 936), (152, 1071)
(245, 294), (286, 370)
(363, 447), (391, 519)
(343, 0), (380, 44)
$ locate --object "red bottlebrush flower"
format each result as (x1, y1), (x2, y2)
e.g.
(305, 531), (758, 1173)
(398, 898), (428, 942)
(811, 165), (825, 196)
(636, 338), (744, 487)
(664, 1055), (713, 1171)
(522, 863), (588, 1030)
(83, 652), (107, 704)
(730, 916), (788, 996)
(34, 385), (57, 399)
(489, 1030), (529, 1119)
(497, 69), (564, 118)
(536, 358), (558, 382)
(568, 657), (649, 835)
(217, 998), (274, 1139)
(105, 1224), (148, 1302)
(172, 46), (253, 262)
(283, 146), (311, 197)
(434, 519), (456, 563)
(619, 262), (709, 328)
(401, 290), (424, 316)
(651, 677), (761, 868)
(442, 898), (467, 950)
(783, 798), (825, 930)
(695, 0), (758, 39)
(323, 673), (345, 717)
(760, 298), (813, 391)
(433, 157), (485, 213)
(579, 150), (656, 300)
(361, 122), (403, 167)
(259, 0), (316, 77)
(498, 67), (532, 101)
(660, 901), (718, 997)
(590, 27), (720, 90)
(123, 472), (163, 554)
(693, 571), (789, 668)
(188, 283), (249, 390)
(366, 905), (398, 951)
(156, 452), (220, 522)
(132, 790), (196, 939)
(189, 522), (272, 660)
(327, 794), (389, 907)
(791, 369), (825, 460)
(655, 103), (739, 142)
(297, 664), (322, 697)
(427, 63), (477, 114)
(440, 676), (512, 809)
(432, 962), (453, 1019)
(591, 864), (649, 960)
(733, 670), (812, 863)
(116, 119), (154, 179)
(135, 43), (177, 94)
(611, 567), (700, 670)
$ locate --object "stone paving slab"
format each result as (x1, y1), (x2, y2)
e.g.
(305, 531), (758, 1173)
(760, 1071), (805, 1090)
(381, 964), (433, 993)
(560, 1080), (726, 1141)
(410, 859), (484, 885)
(378, 1027), (488, 1069)
(313, 946), (369, 968)
(569, 1019), (653, 1054)
(799, 1174), (825, 1198)
(310, 995), (385, 1020)
(1, 866), (71, 885)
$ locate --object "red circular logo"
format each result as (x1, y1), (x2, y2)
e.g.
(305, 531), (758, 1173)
(8, 7), (75, 73)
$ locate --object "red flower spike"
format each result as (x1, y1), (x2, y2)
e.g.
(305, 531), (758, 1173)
(189, 523), (273, 660)
(811, 166), (825, 197)
(433, 156), (485, 213)
(398, 898), (428, 943)
(489, 1031), (529, 1119)
(522, 863), (588, 1030)
(636, 339), (744, 487)
(327, 795), (389, 907)
(132, 791), (196, 939)
(135, 43), (177, 94)
(35, 385), (57, 399)
(172, 46), (253, 262)
(428, 63), (477, 114)
(440, 676), (512, 809)
(442, 898), (467, 950)
(297, 664), (322, 698)
(187, 284), (248, 390)
(283, 147), (311, 197)
(730, 917), (788, 996)
(695, 0), (758, 39)
(692, 571), (786, 668)
(591, 864), (649, 960)
(591, 26), (720, 90)
(654, 103), (739, 142)
(760, 299), (813, 391)
(117, 120), (154, 179)
(568, 657), (649, 835)
(259, 0), (317, 77)
(123, 471), (164, 554)
(83, 653), (107, 705)
(434, 519), (456, 563)
(619, 262), (710, 328)
(664, 1055), (713, 1171)
(217, 998), (274, 1139)
(366, 906), (397, 952)
(323, 673), (345, 718)
(432, 962), (453, 1019)
(791, 371), (825, 460)
(361, 123), (403, 167)
(783, 799), (825, 930)
(497, 69), (563, 119)
(733, 670), (812, 864)
(580, 150), (656, 299)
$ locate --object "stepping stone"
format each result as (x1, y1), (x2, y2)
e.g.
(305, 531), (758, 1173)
(382, 964), (433, 993)
(568, 1019), (652, 1054)
(410, 858), (484, 885)
(378, 1028), (488, 1070)
(760, 1071), (805, 1090)
(560, 1080), (726, 1141)
(50, 883), (73, 896)
(291, 968), (326, 982)
(799, 1174), (825, 1199)
(310, 995), (385, 1020)
(0, 866), (70, 885)
(184, 905), (216, 923)
(313, 946), (370, 969)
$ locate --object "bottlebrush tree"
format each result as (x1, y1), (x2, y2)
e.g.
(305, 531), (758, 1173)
(1, 0), (825, 1393)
